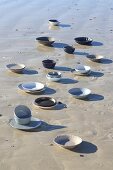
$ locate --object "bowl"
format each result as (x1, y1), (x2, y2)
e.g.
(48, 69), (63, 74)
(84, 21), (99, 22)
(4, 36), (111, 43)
(74, 37), (93, 45)
(54, 134), (82, 149)
(22, 82), (45, 92)
(42, 59), (56, 69)
(49, 19), (59, 26)
(86, 54), (104, 62)
(64, 45), (75, 54)
(74, 65), (91, 75)
(69, 88), (91, 99)
(46, 72), (61, 82)
(6, 63), (25, 73)
(36, 37), (55, 46)
(34, 97), (57, 109)
(14, 105), (31, 125)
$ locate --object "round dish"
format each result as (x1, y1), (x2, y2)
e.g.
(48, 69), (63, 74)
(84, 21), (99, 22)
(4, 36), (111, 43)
(54, 134), (82, 149)
(22, 82), (45, 92)
(6, 64), (25, 73)
(46, 72), (61, 82)
(42, 59), (56, 69)
(64, 45), (75, 54)
(36, 37), (55, 46)
(74, 65), (91, 75)
(74, 37), (93, 45)
(86, 54), (104, 62)
(34, 97), (57, 109)
(9, 117), (42, 130)
(69, 88), (91, 99)
(49, 19), (59, 26)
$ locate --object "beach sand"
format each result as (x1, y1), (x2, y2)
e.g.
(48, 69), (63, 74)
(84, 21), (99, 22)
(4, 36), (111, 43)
(0, 0), (113, 169)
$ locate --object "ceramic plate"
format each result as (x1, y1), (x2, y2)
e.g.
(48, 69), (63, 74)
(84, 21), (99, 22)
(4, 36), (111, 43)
(9, 117), (42, 130)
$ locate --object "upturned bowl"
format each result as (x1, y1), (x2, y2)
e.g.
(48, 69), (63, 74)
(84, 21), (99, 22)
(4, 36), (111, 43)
(74, 37), (93, 45)
(36, 36), (55, 46)
(64, 45), (75, 54)
(54, 134), (82, 149)
(42, 59), (56, 69)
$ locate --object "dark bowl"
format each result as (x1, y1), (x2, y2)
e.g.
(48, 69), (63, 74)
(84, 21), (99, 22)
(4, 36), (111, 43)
(42, 59), (56, 69)
(64, 45), (75, 54)
(36, 37), (55, 46)
(74, 37), (93, 45)
(34, 97), (57, 109)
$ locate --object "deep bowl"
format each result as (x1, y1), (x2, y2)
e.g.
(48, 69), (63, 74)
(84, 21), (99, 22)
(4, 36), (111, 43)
(34, 97), (57, 109)
(54, 134), (82, 149)
(14, 105), (31, 125)
(86, 54), (104, 62)
(74, 37), (93, 45)
(64, 45), (75, 54)
(6, 63), (25, 73)
(46, 72), (61, 82)
(42, 59), (56, 69)
(49, 19), (59, 26)
(36, 37), (55, 46)
(69, 88), (91, 99)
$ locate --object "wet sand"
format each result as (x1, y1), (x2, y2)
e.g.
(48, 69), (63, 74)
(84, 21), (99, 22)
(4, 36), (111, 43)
(0, 0), (113, 169)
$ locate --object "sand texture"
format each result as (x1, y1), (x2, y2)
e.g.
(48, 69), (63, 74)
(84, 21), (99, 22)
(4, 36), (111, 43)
(0, 0), (113, 169)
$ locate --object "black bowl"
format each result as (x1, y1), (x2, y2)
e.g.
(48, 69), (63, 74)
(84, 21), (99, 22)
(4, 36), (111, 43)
(64, 45), (75, 54)
(74, 37), (93, 45)
(36, 37), (55, 46)
(42, 59), (56, 69)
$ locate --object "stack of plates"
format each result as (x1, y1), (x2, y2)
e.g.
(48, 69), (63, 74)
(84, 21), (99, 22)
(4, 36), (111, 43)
(18, 82), (45, 94)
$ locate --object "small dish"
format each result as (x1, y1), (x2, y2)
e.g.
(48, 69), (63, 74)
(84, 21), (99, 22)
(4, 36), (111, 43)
(42, 59), (56, 69)
(64, 45), (75, 54)
(34, 97), (57, 109)
(74, 37), (93, 45)
(73, 65), (91, 75)
(6, 64), (25, 73)
(54, 134), (82, 149)
(49, 19), (59, 26)
(46, 72), (61, 82)
(22, 82), (45, 92)
(36, 37), (55, 46)
(69, 88), (91, 99)
(86, 54), (104, 62)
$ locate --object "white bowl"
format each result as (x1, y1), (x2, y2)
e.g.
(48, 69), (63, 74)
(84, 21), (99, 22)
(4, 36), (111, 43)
(14, 105), (31, 125)
(46, 72), (62, 82)
(75, 65), (91, 74)
(22, 82), (45, 92)
(54, 134), (82, 149)
(49, 19), (59, 26)
(6, 64), (25, 73)
(69, 88), (91, 99)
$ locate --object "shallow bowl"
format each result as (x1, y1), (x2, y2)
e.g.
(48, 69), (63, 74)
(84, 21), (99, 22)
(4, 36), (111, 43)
(75, 65), (91, 74)
(22, 82), (45, 92)
(6, 63), (25, 73)
(69, 88), (91, 99)
(46, 72), (61, 81)
(74, 37), (93, 45)
(49, 19), (59, 26)
(86, 54), (104, 62)
(54, 134), (82, 149)
(36, 36), (55, 46)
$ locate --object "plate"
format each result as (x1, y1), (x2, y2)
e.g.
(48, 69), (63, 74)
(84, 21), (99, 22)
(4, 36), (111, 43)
(9, 117), (42, 130)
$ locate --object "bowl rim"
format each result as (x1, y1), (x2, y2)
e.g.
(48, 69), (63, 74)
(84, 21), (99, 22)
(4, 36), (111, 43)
(74, 37), (93, 42)
(6, 63), (25, 71)
(36, 36), (55, 42)
(42, 59), (56, 64)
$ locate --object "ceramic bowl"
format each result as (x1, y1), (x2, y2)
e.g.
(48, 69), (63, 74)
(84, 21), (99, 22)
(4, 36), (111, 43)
(74, 37), (93, 45)
(14, 105), (31, 125)
(54, 134), (82, 149)
(36, 37), (55, 46)
(74, 65), (91, 75)
(6, 63), (25, 73)
(42, 59), (56, 69)
(64, 45), (75, 54)
(46, 72), (61, 82)
(22, 82), (45, 92)
(49, 19), (59, 26)
(69, 88), (91, 99)
(86, 54), (104, 62)
(34, 97), (57, 109)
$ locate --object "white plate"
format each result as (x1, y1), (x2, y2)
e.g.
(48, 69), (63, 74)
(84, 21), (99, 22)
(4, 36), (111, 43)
(69, 88), (91, 99)
(18, 84), (45, 94)
(9, 117), (42, 130)
(22, 82), (45, 91)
